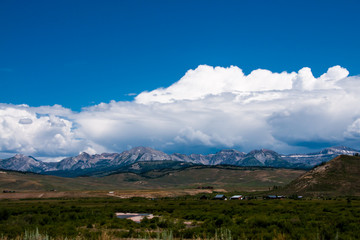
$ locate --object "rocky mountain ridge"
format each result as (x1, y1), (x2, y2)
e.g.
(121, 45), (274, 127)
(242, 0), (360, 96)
(0, 146), (359, 176)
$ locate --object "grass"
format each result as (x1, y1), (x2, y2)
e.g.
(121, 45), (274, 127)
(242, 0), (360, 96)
(280, 155), (360, 197)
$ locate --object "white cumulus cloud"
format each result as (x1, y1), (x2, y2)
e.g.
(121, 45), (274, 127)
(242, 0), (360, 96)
(1, 65), (360, 159)
(0, 104), (89, 157)
(135, 65), (296, 104)
(79, 65), (360, 154)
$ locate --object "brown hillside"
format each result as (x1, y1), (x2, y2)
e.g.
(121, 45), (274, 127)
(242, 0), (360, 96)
(0, 166), (305, 193)
(282, 155), (360, 196)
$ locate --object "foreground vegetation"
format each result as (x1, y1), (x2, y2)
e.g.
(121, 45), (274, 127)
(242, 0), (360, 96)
(0, 196), (359, 239)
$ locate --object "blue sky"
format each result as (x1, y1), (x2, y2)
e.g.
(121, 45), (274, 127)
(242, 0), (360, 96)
(1, 0), (359, 110)
(1, 0), (360, 158)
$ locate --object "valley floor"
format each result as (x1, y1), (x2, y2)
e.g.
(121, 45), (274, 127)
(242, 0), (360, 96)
(0, 189), (225, 200)
(0, 166), (306, 192)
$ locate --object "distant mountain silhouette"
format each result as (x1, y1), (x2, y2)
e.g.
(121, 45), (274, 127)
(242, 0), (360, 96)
(0, 146), (359, 177)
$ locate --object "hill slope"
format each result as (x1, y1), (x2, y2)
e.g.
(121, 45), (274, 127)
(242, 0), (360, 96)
(281, 155), (360, 196)
(0, 166), (305, 192)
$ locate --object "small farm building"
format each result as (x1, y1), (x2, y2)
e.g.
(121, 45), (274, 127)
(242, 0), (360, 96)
(230, 195), (243, 200)
(265, 195), (278, 199)
(213, 194), (227, 200)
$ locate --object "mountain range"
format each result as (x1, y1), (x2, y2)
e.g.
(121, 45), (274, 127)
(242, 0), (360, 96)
(0, 146), (358, 177)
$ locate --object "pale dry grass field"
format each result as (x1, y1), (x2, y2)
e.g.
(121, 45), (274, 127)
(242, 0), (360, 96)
(0, 188), (226, 200)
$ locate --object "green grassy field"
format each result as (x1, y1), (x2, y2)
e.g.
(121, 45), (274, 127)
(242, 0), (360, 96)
(1, 196), (359, 239)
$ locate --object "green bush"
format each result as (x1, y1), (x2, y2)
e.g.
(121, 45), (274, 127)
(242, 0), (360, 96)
(0, 197), (359, 239)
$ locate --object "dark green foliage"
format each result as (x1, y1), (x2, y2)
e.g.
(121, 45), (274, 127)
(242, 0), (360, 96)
(0, 197), (359, 239)
(0, 208), (10, 221)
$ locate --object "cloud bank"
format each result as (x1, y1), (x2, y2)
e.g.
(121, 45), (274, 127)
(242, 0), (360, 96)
(1, 65), (360, 159)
